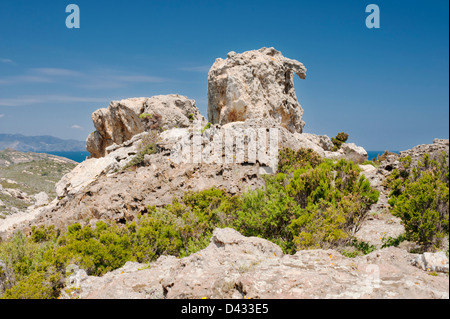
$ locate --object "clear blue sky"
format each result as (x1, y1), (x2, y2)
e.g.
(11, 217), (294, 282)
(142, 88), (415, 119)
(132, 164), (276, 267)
(0, 0), (448, 151)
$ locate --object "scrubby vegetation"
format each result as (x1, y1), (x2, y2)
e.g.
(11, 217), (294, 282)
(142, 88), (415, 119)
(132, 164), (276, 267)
(122, 133), (158, 171)
(374, 150), (397, 165)
(277, 147), (323, 173)
(331, 132), (349, 151)
(140, 112), (163, 132)
(387, 152), (449, 250)
(0, 147), (395, 299)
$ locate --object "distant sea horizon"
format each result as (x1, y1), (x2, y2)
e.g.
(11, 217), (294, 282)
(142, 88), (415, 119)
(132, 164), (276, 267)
(367, 150), (399, 161)
(45, 151), (90, 163)
(43, 150), (399, 163)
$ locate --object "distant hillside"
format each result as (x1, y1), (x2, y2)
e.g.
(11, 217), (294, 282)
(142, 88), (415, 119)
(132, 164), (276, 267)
(0, 148), (77, 218)
(0, 133), (86, 152)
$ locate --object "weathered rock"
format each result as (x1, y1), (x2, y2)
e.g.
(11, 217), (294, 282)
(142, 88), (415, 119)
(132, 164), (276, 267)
(412, 252), (449, 273)
(87, 99), (144, 158)
(354, 214), (405, 248)
(0, 202), (56, 237)
(398, 138), (449, 167)
(378, 138), (449, 175)
(158, 120), (335, 170)
(16, 152), (265, 233)
(86, 131), (106, 159)
(292, 133), (327, 157)
(142, 95), (206, 131)
(378, 154), (400, 173)
(61, 228), (449, 299)
(2, 188), (31, 202)
(325, 143), (368, 164)
(87, 95), (205, 158)
(207, 47), (307, 133)
(301, 133), (334, 151)
(57, 133), (150, 198)
(55, 157), (117, 199)
(33, 192), (49, 207)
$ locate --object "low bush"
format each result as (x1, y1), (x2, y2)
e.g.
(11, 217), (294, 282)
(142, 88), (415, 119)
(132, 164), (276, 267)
(331, 132), (349, 151)
(140, 113), (163, 132)
(341, 239), (377, 258)
(373, 150), (397, 165)
(287, 159), (378, 250)
(122, 133), (158, 170)
(381, 234), (407, 249)
(387, 152), (449, 250)
(278, 147), (323, 174)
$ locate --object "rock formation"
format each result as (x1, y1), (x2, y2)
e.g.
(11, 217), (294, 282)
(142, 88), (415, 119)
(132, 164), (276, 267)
(324, 143), (368, 164)
(208, 47), (307, 133)
(378, 138), (449, 174)
(87, 95), (205, 158)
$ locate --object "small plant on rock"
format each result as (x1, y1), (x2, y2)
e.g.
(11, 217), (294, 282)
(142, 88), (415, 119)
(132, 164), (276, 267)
(331, 132), (349, 151)
(140, 113), (163, 132)
(122, 132), (158, 170)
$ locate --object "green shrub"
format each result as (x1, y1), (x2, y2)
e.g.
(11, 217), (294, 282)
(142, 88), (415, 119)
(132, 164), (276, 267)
(381, 234), (407, 248)
(140, 113), (163, 132)
(0, 230), (61, 299)
(350, 239), (377, 255)
(53, 221), (133, 276)
(341, 239), (377, 258)
(331, 132), (349, 151)
(278, 147), (323, 174)
(2, 270), (62, 299)
(122, 133), (158, 170)
(230, 174), (297, 252)
(373, 150), (397, 165)
(139, 113), (153, 119)
(287, 159), (379, 250)
(130, 212), (184, 262)
(387, 152), (449, 250)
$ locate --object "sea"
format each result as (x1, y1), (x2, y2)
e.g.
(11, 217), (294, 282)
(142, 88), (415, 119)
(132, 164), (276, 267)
(45, 150), (398, 164)
(45, 151), (90, 163)
(366, 151), (399, 161)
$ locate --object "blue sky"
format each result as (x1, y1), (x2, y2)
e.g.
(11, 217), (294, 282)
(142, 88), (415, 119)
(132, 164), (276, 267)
(0, 0), (448, 151)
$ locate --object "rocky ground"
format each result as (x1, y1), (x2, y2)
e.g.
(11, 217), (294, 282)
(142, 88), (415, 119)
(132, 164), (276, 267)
(62, 228), (449, 299)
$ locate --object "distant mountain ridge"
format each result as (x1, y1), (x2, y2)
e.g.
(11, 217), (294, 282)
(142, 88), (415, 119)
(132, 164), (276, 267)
(0, 133), (86, 152)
